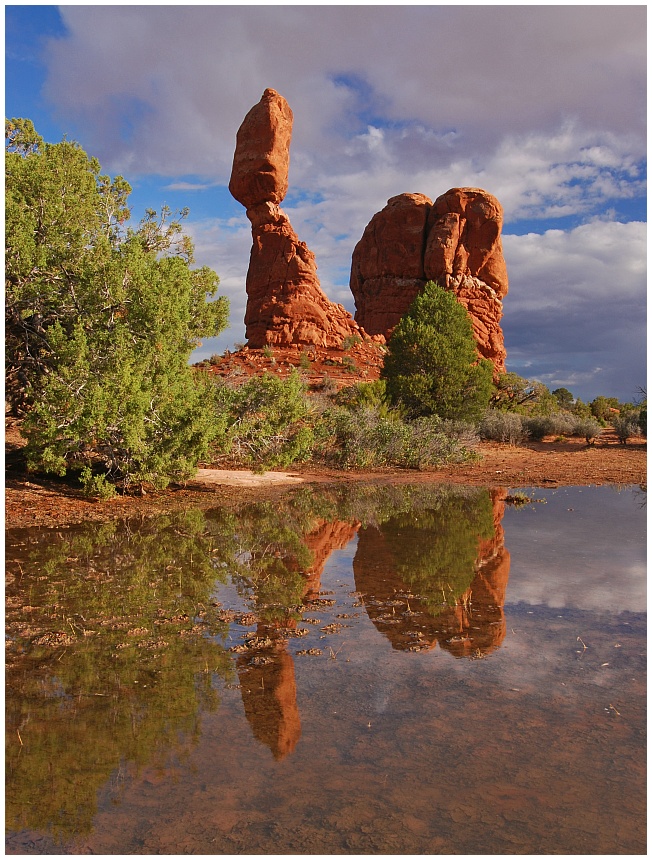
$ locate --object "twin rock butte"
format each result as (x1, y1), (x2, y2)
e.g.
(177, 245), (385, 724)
(229, 89), (509, 373)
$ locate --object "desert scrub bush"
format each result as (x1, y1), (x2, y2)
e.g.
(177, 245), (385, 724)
(315, 406), (476, 470)
(342, 334), (362, 351)
(317, 374), (338, 396)
(611, 413), (641, 445)
(571, 418), (603, 446)
(522, 415), (554, 441)
(399, 418), (479, 469)
(545, 412), (577, 436)
(215, 371), (315, 471)
(334, 379), (389, 412)
(479, 410), (527, 445)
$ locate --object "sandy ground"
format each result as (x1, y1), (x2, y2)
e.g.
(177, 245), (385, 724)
(5, 420), (645, 530)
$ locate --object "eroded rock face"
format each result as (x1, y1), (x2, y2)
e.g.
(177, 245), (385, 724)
(350, 193), (430, 338)
(350, 188), (509, 373)
(230, 89), (364, 348)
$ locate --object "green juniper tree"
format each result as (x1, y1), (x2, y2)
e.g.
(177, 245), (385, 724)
(6, 119), (229, 495)
(381, 280), (493, 421)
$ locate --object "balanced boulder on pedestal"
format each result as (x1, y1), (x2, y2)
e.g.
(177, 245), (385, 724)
(229, 89), (364, 349)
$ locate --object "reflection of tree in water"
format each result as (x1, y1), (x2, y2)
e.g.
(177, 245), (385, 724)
(5, 511), (234, 837)
(353, 488), (510, 656)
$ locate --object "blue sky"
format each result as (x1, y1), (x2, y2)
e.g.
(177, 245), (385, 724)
(5, 5), (647, 402)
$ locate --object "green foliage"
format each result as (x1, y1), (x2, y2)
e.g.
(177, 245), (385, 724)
(479, 409), (528, 445)
(552, 387), (574, 409)
(490, 373), (557, 415)
(216, 371), (314, 471)
(636, 396), (647, 437)
(342, 334), (362, 350)
(210, 371), (478, 473)
(334, 379), (389, 412)
(382, 281), (493, 421)
(6, 119), (229, 491)
(568, 397), (593, 419)
(573, 418), (603, 446)
(590, 395), (621, 423)
(480, 408), (604, 446)
(612, 413), (640, 445)
(489, 372), (534, 410)
(522, 415), (554, 441)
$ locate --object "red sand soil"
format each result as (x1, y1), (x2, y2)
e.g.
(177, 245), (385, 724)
(5, 418), (646, 530)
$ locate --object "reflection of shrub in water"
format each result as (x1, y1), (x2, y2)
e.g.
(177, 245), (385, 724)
(205, 503), (319, 624)
(6, 511), (235, 837)
(5, 485), (498, 836)
(372, 490), (495, 613)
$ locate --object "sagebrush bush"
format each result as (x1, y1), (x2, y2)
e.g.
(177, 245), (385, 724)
(612, 414), (640, 445)
(546, 412), (577, 436)
(522, 415), (553, 441)
(214, 371), (315, 471)
(480, 409), (600, 446)
(479, 410), (527, 445)
(571, 418), (603, 445)
(315, 406), (477, 470)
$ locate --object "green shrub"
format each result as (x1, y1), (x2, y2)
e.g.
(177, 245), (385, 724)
(612, 414), (640, 445)
(7, 120), (229, 493)
(342, 334), (362, 351)
(523, 415), (554, 441)
(216, 371), (314, 471)
(334, 379), (388, 411)
(315, 406), (477, 470)
(382, 281), (493, 421)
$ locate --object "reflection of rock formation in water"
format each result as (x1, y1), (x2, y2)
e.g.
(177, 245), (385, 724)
(237, 634), (301, 760)
(236, 519), (359, 759)
(353, 490), (510, 656)
(300, 519), (360, 602)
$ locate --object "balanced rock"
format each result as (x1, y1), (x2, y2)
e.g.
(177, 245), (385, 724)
(228, 88), (293, 209)
(230, 89), (364, 349)
(350, 188), (509, 373)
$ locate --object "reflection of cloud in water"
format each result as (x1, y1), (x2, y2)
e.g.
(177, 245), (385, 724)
(506, 562), (646, 613)
(503, 487), (646, 614)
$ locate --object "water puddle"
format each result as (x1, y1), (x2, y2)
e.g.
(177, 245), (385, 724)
(5, 484), (646, 854)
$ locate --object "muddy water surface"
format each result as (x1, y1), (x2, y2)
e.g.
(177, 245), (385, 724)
(5, 484), (646, 854)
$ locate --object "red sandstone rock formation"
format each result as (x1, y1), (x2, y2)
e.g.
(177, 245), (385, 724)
(230, 89), (365, 349)
(350, 188), (509, 373)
